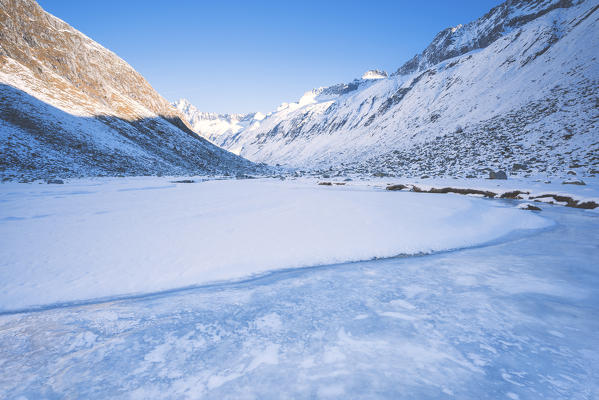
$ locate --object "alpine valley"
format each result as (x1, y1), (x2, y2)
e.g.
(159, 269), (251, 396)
(176, 0), (599, 178)
(2, 1), (599, 398)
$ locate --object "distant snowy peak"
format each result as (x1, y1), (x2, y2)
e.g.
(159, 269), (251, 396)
(176, 70), (390, 143)
(450, 24), (464, 33)
(172, 99), (266, 153)
(362, 70), (388, 80)
(176, 72), (389, 145)
(172, 98), (260, 123)
(395, 0), (583, 75)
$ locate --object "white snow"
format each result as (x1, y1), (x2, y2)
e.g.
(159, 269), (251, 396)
(0, 177), (551, 312)
(362, 69), (388, 80)
(174, 0), (599, 175)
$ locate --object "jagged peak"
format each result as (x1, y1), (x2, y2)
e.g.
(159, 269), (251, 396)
(394, 0), (581, 76)
(362, 70), (388, 80)
(450, 24), (464, 33)
(172, 99), (260, 123)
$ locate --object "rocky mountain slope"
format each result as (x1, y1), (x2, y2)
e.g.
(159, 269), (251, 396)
(178, 0), (599, 178)
(0, 0), (259, 180)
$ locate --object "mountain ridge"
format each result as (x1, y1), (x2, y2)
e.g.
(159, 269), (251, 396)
(394, 0), (580, 75)
(177, 0), (599, 178)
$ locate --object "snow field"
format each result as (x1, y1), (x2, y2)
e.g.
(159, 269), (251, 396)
(0, 177), (551, 311)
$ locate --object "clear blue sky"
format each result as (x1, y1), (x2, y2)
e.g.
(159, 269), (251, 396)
(38, 0), (502, 114)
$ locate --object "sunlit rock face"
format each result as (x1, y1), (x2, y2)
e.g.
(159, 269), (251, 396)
(362, 70), (388, 80)
(0, 0), (259, 180)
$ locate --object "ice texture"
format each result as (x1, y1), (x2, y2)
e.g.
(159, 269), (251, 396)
(0, 198), (597, 399)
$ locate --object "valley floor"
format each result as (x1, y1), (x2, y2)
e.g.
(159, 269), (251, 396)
(0, 177), (598, 398)
(0, 177), (555, 312)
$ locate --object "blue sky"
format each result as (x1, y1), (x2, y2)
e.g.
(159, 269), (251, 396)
(39, 0), (502, 114)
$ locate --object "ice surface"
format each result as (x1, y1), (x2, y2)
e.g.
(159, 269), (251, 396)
(0, 199), (597, 399)
(0, 177), (551, 312)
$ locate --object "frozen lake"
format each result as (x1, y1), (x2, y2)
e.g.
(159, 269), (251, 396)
(0, 178), (549, 312)
(1, 195), (597, 399)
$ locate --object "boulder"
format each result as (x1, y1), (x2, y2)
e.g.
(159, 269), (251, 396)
(512, 163), (528, 171)
(171, 179), (195, 183)
(562, 179), (585, 185)
(517, 203), (541, 211)
(386, 184), (408, 191)
(489, 170), (507, 180)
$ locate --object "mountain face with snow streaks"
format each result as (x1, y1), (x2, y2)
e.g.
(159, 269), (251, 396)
(0, 0), (258, 180)
(178, 0), (599, 178)
(394, 0), (582, 75)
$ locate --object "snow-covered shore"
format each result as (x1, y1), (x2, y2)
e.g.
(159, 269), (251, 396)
(0, 177), (551, 312)
(381, 177), (599, 209)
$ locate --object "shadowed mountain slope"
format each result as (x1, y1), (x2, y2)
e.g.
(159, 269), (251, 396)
(0, 0), (260, 180)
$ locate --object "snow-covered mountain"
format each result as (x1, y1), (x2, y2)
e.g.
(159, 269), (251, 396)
(172, 99), (266, 155)
(178, 0), (599, 178)
(362, 70), (388, 80)
(0, 0), (259, 180)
